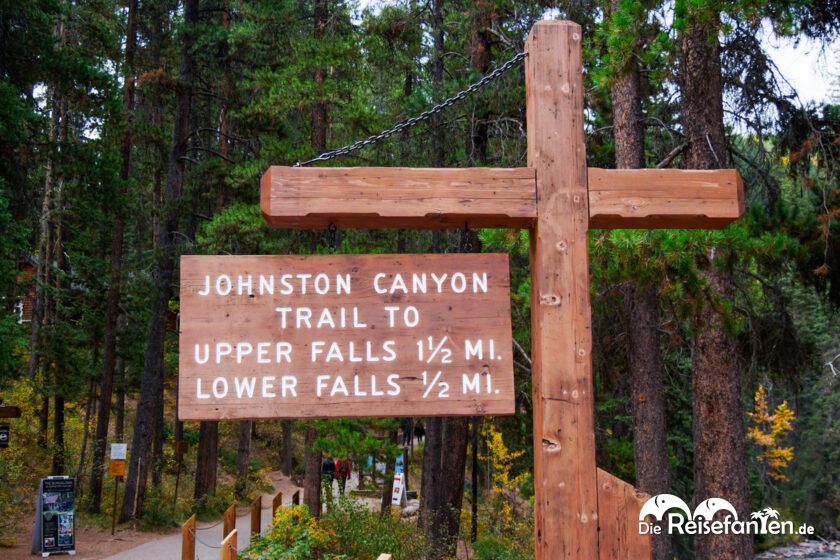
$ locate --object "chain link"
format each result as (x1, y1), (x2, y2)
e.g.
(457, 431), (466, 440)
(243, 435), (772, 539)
(295, 51), (528, 167)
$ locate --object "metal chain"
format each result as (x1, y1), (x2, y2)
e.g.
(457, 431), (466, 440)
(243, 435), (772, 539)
(295, 51), (528, 167)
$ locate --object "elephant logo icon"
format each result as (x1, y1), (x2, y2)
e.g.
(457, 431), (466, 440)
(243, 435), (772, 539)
(638, 494), (692, 522)
(693, 498), (739, 521)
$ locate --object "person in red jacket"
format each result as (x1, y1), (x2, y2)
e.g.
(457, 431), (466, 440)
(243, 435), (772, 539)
(335, 457), (351, 497)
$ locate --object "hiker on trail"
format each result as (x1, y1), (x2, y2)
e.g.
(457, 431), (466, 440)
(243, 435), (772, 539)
(400, 418), (414, 447)
(322, 457), (336, 503)
(335, 457), (351, 497)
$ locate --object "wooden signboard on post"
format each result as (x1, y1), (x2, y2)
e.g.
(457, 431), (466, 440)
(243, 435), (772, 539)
(179, 19), (745, 560)
(178, 253), (514, 420)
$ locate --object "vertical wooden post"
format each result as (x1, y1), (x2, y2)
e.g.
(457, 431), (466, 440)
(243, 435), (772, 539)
(222, 503), (236, 539)
(250, 495), (261, 540)
(111, 477), (120, 535)
(292, 490), (300, 505)
(181, 514), (196, 560)
(272, 491), (282, 519)
(220, 528), (237, 560)
(526, 21), (599, 559)
(376, 555), (393, 560)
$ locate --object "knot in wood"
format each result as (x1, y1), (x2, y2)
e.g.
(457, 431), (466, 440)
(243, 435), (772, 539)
(541, 438), (561, 452)
(555, 240), (567, 252)
(539, 293), (561, 306)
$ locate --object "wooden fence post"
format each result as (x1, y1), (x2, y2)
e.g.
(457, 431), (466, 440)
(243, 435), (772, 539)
(181, 514), (196, 560)
(272, 491), (282, 519)
(220, 528), (237, 560)
(250, 495), (261, 540)
(292, 490), (300, 505)
(222, 503), (236, 539)
(376, 555), (393, 560)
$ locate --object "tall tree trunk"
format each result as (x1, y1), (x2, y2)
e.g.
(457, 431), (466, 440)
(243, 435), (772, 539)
(76, 362), (99, 495)
(303, 426), (321, 517)
(623, 284), (672, 558)
(420, 417), (470, 559)
(430, 0), (445, 168)
(50, 95), (68, 477)
(90, 0), (137, 512)
(115, 350), (126, 442)
(610, 22), (672, 558)
(121, 0), (197, 521)
(194, 421), (219, 501)
(681, 13), (752, 560)
(236, 420), (252, 499)
(281, 420), (293, 476)
(311, 0), (327, 154)
(466, 1), (493, 166)
(380, 429), (399, 514)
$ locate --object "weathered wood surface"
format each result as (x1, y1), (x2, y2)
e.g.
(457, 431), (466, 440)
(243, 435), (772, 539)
(597, 468), (652, 560)
(527, 21), (600, 559)
(250, 496), (261, 539)
(222, 503), (235, 539)
(181, 513), (196, 560)
(220, 529), (237, 560)
(261, 166), (536, 229)
(588, 168), (744, 229)
(178, 254), (514, 420)
(261, 166), (742, 231)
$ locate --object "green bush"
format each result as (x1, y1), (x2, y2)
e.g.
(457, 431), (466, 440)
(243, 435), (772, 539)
(323, 498), (430, 560)
(473, 536), (532, 560)
(242, 498), (429, 560)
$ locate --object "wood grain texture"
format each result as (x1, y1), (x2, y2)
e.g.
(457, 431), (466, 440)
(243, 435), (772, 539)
(261, 166), (743, 231)
(527, 21), (600, 559)
(220, 529), (237, 560)
(597, 469), (652, 560)
(178, 254), (515, 420)
(181, 514), (196, 560)
(261, 166), (536, 229)
(588, 168), (744, 229)
(222, 503), (235, 539)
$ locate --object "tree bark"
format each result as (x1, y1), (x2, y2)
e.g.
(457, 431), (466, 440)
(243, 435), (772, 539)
(281, 419), (293, 476)
(194, 421), (219, 501)
(430, 0), (445, 168)
(420, 416), (470, 559)
(236, 420), (252, 499)
(466, 1), (493, 166)
(380, 429), (399, 514)
(610, 26), (672, 558)
(121, 0), (197, 521)
(303, 426), (321, 517)
(681, 13), (752, 560)
(311, 0), (328, 154)
(89, 0), (137, 512)
(623, 284), (672, 560)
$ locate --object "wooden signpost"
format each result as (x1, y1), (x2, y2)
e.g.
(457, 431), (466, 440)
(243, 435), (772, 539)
(179, 20), (744, 559)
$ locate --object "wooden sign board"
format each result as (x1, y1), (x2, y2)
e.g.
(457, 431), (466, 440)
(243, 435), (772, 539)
(178, 253), (514, 420)
(0, 405), (21, 419)
(108, 459), (126, 477)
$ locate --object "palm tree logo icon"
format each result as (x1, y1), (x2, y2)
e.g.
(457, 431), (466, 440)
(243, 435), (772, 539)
(751, 507), (780, 533)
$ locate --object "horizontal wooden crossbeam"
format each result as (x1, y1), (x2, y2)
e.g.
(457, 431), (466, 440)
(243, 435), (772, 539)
(261, 167), (537, 229)
(587, 168), (744, 229)
(261, 166), (743, 230)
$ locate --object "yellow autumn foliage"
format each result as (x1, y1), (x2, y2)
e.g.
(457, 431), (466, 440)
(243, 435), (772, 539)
(479, 419), (527, 529)
(747, 384), (796, 481)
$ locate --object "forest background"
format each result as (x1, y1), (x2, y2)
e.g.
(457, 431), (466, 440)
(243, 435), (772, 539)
(0, 0), (839, 559)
